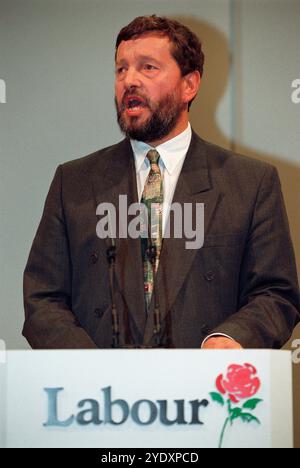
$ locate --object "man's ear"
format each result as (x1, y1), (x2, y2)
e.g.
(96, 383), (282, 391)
(182, 70), (201, 105)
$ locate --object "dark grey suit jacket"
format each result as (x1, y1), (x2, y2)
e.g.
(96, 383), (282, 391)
(23, 131), (300, 348)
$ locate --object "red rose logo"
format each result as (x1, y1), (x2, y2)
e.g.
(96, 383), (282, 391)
(216, 363), (261, 403)
(210, 363), (263, 448)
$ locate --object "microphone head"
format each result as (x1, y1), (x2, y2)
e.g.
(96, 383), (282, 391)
(106, 245), (116, 264)
(147, 244), (157, 264)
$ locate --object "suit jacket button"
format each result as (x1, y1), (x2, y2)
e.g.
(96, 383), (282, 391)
(204, 271), (215, 281)
(90, 252), (98, 264)
(94, 308), (103, 318)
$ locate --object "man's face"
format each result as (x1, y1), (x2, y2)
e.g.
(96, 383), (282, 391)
(115, 33), (187, 143)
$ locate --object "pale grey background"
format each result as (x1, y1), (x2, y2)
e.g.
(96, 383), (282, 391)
(0, 0), (299, 446)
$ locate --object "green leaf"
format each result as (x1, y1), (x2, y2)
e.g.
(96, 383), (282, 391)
(230, 408), (242, 422)
(242, 399), (263, 411)
(239, 412), (261, 424)
(210, 392), (224, 406)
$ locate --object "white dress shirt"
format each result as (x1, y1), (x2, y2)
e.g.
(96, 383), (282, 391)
(130, 122), (192, 236)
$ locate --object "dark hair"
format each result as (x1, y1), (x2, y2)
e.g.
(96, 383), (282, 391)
(115, 15), (205, 109)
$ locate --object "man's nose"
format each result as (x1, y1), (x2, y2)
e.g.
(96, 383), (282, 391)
(124, 67), (141, 88)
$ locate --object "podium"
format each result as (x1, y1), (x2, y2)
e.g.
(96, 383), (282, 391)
(0, 350), (293, 448)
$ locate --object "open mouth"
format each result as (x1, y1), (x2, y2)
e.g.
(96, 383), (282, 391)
(124, 96), (147, 111)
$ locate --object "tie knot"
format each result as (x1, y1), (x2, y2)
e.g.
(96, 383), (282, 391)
(147, 149), (160, 165)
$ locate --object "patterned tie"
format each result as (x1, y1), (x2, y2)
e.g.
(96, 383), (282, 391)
(141, 150), (163, 309)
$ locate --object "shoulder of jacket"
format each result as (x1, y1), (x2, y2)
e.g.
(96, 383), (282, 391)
(194, 133), (277, 176)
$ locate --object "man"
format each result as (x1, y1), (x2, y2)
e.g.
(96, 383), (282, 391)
(23, 15), (300, 349)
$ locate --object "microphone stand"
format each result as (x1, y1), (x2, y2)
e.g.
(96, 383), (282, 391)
(106, 239), (120, 348)
(146, 243), (162, 347)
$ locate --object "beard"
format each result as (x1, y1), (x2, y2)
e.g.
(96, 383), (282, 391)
(115, 90), (186, 143)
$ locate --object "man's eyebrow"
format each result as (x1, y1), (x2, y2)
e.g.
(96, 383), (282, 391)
(115, 58), (127, 66)
(116, 55), (162, 66)
(138, 55), (162, 64)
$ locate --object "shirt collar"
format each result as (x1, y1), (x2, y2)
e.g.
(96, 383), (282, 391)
(130, 123), (192, 175)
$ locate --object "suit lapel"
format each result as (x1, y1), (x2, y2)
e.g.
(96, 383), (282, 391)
(143, 132), (221, 344)
(92, 139), (147, 338)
